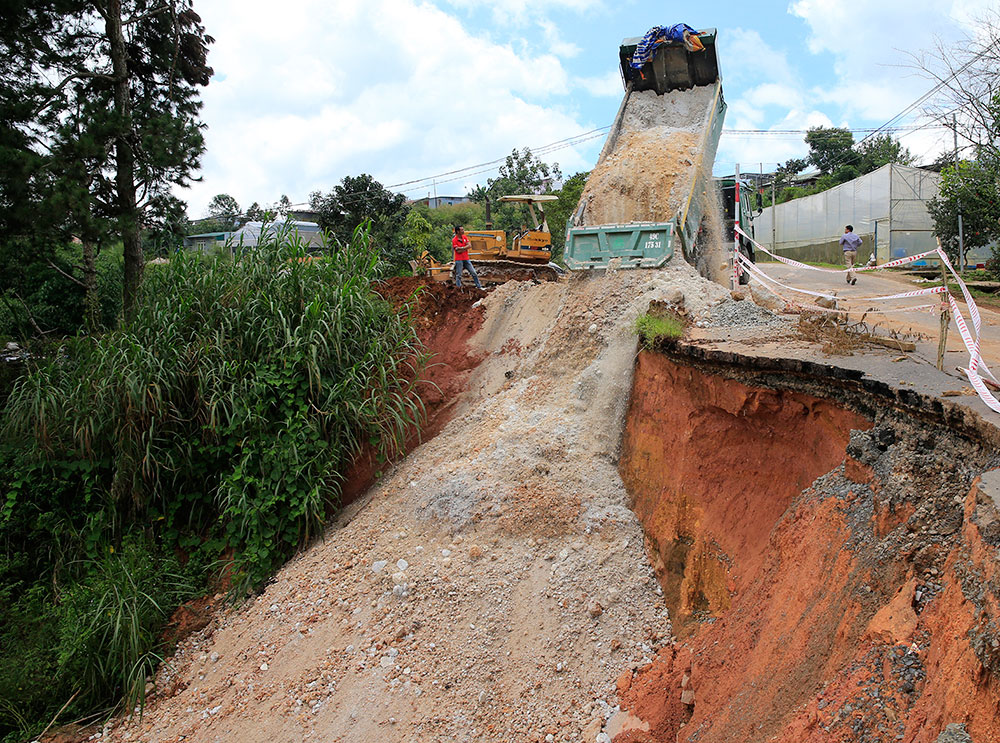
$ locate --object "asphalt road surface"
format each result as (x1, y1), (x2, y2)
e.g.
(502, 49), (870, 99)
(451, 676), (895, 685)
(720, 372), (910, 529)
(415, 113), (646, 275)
(759, 260), (1000, 370)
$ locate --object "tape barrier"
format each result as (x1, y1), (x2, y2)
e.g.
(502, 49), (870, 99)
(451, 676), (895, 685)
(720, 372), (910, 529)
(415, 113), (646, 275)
(948, 295), (1000, 414)
(936, 248), (994, 382)
(735, 252), (947, 303)
(734, 226), (939, 275)
(731, 241), (1000, 416)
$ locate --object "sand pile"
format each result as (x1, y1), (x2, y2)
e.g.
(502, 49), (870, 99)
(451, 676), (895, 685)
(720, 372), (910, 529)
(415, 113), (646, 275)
(579, 87), (715, 228)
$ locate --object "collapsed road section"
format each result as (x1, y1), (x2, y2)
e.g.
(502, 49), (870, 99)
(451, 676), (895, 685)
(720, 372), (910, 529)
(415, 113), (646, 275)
(615, 346), (1000, 743)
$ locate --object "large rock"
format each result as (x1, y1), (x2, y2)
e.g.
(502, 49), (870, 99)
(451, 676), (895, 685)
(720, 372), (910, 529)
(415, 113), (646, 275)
(935, 723), (973, 743)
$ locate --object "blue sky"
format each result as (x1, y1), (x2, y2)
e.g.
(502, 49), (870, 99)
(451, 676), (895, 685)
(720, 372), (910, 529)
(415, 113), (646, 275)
(181, 0), (992, 216)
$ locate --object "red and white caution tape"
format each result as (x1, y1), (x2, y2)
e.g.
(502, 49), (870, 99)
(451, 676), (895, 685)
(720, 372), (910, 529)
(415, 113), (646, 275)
(731, 242), (1000, 416)
(935, 247), (997, 384)
(948, 295), (1000, 413)
(735, 226), (939, 274)
(735, 252), (947, 303)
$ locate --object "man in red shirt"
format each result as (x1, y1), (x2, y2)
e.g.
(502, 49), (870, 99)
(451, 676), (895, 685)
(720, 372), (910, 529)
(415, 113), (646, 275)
(452, 225), (482, 289)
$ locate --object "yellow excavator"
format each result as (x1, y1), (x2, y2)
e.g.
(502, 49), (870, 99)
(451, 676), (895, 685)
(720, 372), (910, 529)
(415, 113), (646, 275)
(412, 194), (563, 283)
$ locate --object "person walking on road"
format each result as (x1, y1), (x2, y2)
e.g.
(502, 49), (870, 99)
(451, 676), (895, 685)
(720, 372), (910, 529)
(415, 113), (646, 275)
(839, 225), (862, 285)
(452, 225), (482, 290)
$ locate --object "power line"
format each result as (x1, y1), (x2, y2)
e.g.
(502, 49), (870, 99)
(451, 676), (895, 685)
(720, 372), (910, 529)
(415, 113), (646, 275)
(295, 46), (1000, 214)
(855, 36), (1000, 149)
(384, 125), (613, 192)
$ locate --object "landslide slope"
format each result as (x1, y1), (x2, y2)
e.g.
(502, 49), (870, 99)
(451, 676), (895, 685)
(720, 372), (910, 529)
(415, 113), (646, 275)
(101, 264), (732, 743)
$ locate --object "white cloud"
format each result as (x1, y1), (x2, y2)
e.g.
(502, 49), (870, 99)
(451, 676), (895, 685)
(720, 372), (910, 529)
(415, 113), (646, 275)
(179, 0), (601, 216)
(537, 17), (582, 58)
(713, 27), (818, 169)
(788, 0), (993, 122)
(717, 108), (834, 172)
(440, 0), (603, 26)
(576, 69), (622, 97)
(689, 9), (980, 174)
(720, 28), (798, 89)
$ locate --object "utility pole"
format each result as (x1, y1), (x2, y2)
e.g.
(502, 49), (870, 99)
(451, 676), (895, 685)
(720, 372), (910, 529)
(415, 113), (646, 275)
(733, 163), (740, 290)
(954, 115), (965, 274)
(771, 172), (776, 251)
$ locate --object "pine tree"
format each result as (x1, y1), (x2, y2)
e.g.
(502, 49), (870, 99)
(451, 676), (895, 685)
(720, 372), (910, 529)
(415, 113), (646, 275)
(0, 0), (213, 321)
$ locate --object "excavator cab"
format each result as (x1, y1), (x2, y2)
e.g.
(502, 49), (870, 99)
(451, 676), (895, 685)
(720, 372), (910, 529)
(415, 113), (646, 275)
(497, 194), (558, 263)
(619, 27), (719, 94)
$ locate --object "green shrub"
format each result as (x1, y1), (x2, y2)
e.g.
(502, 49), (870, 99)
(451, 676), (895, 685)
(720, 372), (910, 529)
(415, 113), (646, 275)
(56, 538), (195, 713)
(5, 223), (424, 589)
(0, 243), (123, 340)
(0, 536), (192, 742)
(634, 312), (685, 344)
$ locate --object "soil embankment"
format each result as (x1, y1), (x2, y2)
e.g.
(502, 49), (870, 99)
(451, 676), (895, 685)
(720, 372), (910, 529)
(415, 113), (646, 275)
(81, 267), (1000, 743)
(616, 351), (1000, 743)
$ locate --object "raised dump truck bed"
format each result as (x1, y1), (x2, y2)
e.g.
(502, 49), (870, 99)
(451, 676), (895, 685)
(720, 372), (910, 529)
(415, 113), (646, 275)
(619, 28), (720, 93)
(565, 28), (725, 272)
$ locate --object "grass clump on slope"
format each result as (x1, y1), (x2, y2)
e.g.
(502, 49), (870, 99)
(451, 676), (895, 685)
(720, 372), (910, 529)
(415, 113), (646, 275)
(634, 311), (685, 346)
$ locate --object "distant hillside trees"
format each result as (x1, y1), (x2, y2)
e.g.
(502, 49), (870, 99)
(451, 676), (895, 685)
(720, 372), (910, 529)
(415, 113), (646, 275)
(772, 128), (915, 204)
(469, 148), (564, 238)
(309, 174), (411, 272)
(545, 171), (589, 263)
(207, 193), (243, 230)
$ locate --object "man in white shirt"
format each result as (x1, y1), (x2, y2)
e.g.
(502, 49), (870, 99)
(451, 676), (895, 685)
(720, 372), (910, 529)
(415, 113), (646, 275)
(839, 225), (862, 285)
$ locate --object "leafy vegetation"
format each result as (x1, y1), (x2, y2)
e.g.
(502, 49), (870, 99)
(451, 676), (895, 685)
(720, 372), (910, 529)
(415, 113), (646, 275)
(0, 242), (123, 341)
(544, 171), (589, 263)
(927, 159), (1000, 265)
(469, 148), (563, 238)
(0, 0), (213, 319)
(206, 193), (243, 231)
(0, 226), (426, 740)
(310, 175), (412, 273)
(765, 129), (915, 206)
(634, 312), (685, 345)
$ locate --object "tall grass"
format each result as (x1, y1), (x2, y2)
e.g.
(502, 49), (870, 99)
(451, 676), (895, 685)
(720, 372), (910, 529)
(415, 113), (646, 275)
(6, 223), (425, 587)
(0, 224), (427, 736)
(56, 538), (196, 713)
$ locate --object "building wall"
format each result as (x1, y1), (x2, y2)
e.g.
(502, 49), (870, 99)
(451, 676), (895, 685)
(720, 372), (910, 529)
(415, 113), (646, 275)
(411, 196), (471, 209)
(184, 233), (232, 251)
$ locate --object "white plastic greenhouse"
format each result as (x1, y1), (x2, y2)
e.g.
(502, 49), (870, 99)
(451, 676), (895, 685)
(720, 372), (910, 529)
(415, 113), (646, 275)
(752, 164), (981, 267)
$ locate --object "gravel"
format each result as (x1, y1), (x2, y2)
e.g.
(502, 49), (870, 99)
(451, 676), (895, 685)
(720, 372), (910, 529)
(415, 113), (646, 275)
(708, 298), (789, 329)
(100, 266), (736, 743)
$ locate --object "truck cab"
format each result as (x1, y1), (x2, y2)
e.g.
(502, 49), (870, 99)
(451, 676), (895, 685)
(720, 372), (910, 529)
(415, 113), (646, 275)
(716, 176), (759, 282)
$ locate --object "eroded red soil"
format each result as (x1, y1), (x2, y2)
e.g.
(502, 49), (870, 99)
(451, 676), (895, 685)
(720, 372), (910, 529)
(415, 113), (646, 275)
(616, 352), (1000, 743)
(339, 278), (486, 502)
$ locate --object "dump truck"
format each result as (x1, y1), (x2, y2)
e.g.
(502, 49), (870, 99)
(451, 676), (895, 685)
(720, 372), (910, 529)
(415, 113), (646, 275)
(565, 27), (726, 275)
(412, 194), (563, 283)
